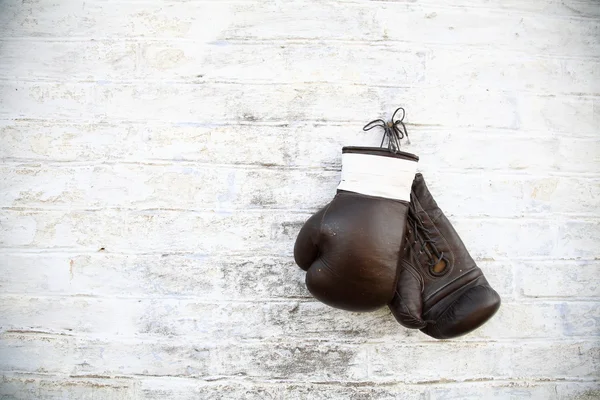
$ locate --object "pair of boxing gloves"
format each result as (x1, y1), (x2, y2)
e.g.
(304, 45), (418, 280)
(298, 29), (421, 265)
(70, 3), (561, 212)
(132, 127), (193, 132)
(294, 146), (501, 339)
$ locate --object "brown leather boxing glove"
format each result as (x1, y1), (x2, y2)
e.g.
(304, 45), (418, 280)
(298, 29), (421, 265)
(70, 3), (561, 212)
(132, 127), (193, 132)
(389, 173), (501, 338)
(294, 147), (418, 312)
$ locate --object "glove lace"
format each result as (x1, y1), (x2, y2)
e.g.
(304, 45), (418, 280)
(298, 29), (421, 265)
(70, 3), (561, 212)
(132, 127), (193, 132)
(363, 107), (411, 153)
(408, 193), (446, 275)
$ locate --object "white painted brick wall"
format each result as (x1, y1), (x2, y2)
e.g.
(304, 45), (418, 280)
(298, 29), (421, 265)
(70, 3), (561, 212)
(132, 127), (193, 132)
(0, 0), (598, 398)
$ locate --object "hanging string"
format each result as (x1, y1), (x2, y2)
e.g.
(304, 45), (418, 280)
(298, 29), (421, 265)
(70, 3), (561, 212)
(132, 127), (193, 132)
(362, 107), (411, 152)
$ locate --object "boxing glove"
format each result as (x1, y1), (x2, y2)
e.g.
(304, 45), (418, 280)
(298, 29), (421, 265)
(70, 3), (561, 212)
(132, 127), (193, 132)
(389, 173), (501, 338)
(294, 147), (419, 312)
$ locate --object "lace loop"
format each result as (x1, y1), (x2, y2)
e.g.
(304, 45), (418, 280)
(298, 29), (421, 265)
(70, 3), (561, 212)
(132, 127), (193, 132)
(363, 107), (411, 153)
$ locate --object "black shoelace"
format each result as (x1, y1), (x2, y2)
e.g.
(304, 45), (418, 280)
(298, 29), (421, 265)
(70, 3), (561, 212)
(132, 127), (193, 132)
(363, 107), (411, 153)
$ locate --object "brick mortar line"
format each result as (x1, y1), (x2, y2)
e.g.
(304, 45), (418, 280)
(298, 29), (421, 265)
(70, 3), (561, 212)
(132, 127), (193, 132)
(2, 160), (599, 178)
(1, 331), (598, 345)
(0, 36), (597, 58)
(0, 247), (600, 265)
(1, 118), (597, 136)
(1, 250), (592, 259)
(0, 294), (596, 303)
(0, 207), (598, 220)
(1, 370), (598, 387)
(1, 77), (598, 97)
(2, 36), (600, 58)
(1, 37), (599, 62)
(0, 249), (597, 261)
(2, 78), (600, 98)
(0, 123), (597, 141)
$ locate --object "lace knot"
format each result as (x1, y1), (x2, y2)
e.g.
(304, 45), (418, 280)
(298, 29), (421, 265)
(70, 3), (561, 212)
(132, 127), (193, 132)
(363, 107), (411, 153)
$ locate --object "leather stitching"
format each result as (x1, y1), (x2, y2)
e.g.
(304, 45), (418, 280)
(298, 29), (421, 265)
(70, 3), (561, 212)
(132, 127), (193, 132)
(404, 261), (425, 292)
(429, 290), (467, 336)
(394, 290), (425, 328)
(394, 261), (426, 327)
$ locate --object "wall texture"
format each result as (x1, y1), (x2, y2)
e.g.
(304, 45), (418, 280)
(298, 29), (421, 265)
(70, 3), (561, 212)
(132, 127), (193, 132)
(0, 0), (599, 399)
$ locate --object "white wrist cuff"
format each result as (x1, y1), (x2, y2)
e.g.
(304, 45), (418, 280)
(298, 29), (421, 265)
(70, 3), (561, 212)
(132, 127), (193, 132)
(337, 152), (417, 201)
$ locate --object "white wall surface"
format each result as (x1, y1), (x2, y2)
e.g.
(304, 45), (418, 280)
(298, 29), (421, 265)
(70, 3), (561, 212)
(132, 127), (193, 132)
(0, 0), (599, 398)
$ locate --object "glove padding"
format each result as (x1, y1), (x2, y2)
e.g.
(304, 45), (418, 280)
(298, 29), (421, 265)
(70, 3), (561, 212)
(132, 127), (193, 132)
(294, 147), (419, 312)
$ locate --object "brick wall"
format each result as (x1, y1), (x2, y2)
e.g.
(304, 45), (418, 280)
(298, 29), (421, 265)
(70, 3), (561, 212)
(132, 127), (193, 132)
(0, 0), (599, 398)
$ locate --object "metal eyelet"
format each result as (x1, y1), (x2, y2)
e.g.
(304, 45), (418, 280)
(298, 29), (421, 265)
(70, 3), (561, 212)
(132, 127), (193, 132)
(428, 255), (450, 277)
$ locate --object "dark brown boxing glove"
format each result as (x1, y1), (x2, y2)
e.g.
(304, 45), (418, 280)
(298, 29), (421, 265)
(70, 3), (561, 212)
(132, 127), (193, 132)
(294, 147), (419, 312)
(389, 173), (501, 338)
